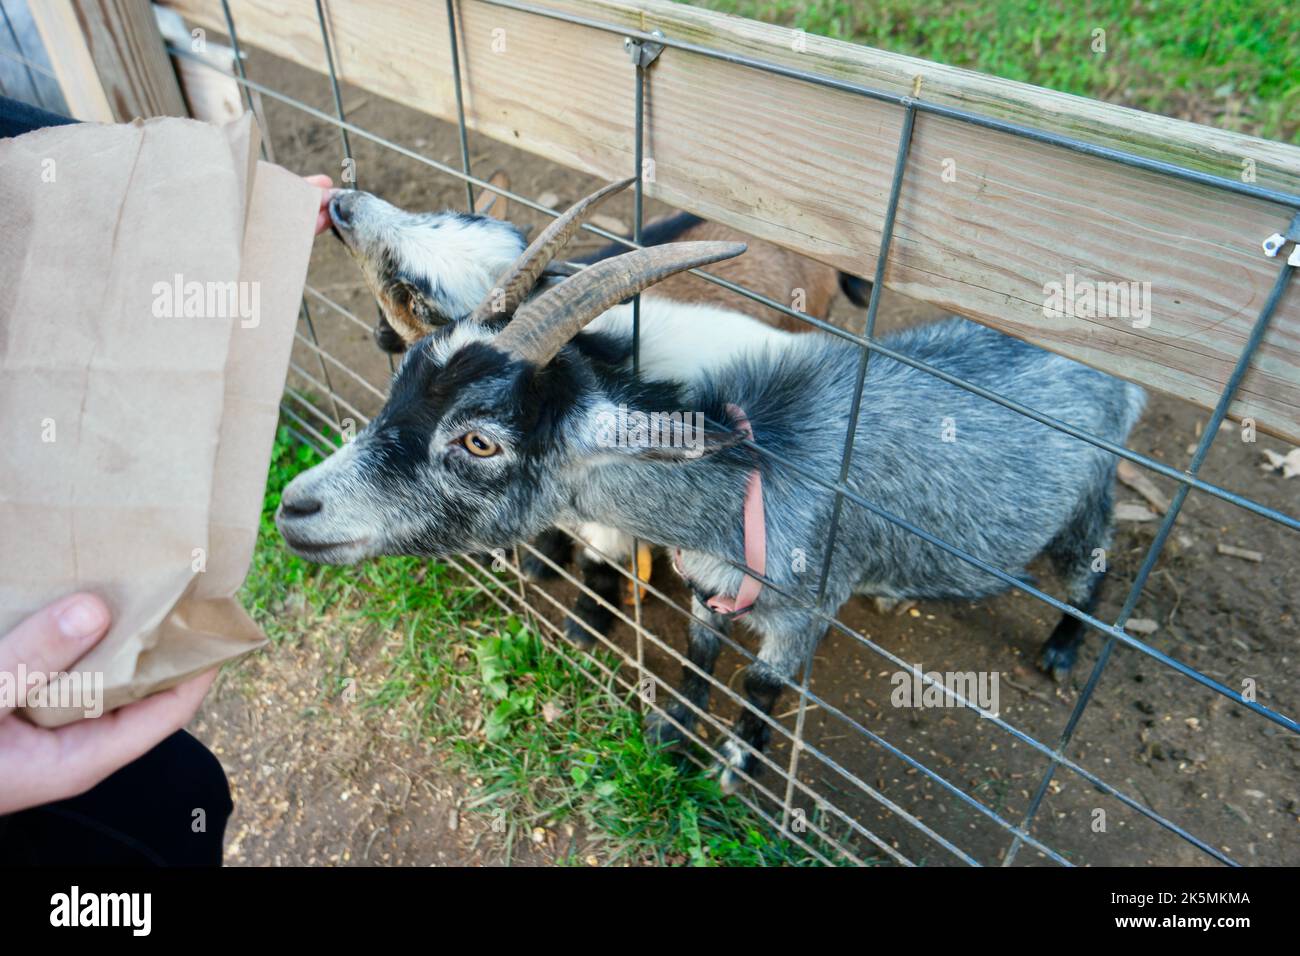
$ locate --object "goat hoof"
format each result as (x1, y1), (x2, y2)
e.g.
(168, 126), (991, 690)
(712, 740), (751, 795)
(562, 617), (597, 650)
(1036, 644), (1076, 684)
(717, 766), (744, 796)
(643, 710), (687, 749)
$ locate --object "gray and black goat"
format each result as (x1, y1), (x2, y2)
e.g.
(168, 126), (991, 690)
(324, 176), (868, 647)
(284, 181), (1145, 789)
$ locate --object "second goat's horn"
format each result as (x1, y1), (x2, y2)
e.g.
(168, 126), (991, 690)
(468, 176), (636, 324)
(494, 241), (747, 367)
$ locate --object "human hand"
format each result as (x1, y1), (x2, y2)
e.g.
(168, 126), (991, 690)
(303, 173), (338, 237)
(0, 594), (217, 815)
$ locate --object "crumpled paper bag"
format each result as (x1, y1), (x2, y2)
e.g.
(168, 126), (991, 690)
(0, 113), (317, 727)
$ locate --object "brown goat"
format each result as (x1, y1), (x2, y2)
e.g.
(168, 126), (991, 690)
(496, 184), (869, 334)
(641, 219), (845, 331)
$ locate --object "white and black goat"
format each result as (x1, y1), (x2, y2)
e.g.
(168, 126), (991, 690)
(289, 182), (1146, 789)
(325, 177), (866, 646)
(326, 173), (869, 351)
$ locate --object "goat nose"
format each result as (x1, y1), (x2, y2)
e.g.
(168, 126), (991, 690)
(280, 493), (323, 519)
(328, 191), (356, 231)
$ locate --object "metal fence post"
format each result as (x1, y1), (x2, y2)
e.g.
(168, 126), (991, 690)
(444, 0), (474, 211)
(625, 29), (663, 709)
(781, 101), (918, 833)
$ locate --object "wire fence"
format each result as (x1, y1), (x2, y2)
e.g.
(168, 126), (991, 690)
(87, 0), (1300, 866)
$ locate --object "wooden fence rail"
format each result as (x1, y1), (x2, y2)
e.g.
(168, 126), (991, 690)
(86, 0), (1300, 442)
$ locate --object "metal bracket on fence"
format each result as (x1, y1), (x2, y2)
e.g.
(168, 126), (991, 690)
(624, 29), (665, 68)
(1262, 214), (1300, 264)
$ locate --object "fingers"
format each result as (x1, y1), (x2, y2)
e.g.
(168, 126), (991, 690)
(0, 717), (68, 814)
(303, 173), (336, 237)
(46, 669), (219, 800)
(0, 593), (110, 722)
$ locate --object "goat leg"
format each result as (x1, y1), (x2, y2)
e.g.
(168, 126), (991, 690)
(564, 551), (623, 648)
(1037, 568), (1106, 683)
(1038, 485), (1115, 683)
(520, 527), (571, 582)
(644, 596), (725, 748)
(716, 621), (826, 794)
(717, 663), (785, 794)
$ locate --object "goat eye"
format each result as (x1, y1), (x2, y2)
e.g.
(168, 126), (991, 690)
(461, 431), (499, 458)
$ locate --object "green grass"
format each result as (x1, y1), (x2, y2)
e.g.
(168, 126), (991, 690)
(690, 0), (1299, 143)
(240, 426), (852, 865)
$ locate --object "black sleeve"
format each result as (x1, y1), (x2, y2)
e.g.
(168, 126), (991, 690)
(0, 94), (77, 139)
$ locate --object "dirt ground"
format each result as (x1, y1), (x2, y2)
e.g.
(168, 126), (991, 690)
(193, 616), (587, 866)
(195, 44), (1298, 867)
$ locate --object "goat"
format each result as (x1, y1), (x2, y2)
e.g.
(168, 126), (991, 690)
(284, 180), (1146, 791)
(626, 213), (871, 329)
(325, 175), (870, 352)
(325, 177), (868, 646)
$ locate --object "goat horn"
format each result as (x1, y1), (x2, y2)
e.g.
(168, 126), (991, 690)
(493, 241), (747, 366)
(467, 176), (635, 324)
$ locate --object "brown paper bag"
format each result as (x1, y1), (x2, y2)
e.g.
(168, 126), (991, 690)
(0, 113), (318, 727)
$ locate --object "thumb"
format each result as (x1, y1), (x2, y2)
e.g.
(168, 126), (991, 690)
(0, 594), (111, 721)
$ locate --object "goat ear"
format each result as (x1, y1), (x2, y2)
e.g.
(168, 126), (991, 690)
(375, 281), (441, 351)
(407, 286), (438, 326)
(635, 428), (748, 463)
(589, 408), (748, 463)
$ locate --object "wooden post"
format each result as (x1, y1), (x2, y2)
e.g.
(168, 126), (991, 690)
(31, 0), (186, 122)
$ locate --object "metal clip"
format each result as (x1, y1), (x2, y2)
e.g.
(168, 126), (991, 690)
(1264, 213), (1300, 263)
(624, 30), (665, 68)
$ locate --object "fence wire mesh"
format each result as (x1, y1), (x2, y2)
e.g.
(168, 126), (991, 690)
(153, 0), (1300, 866)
